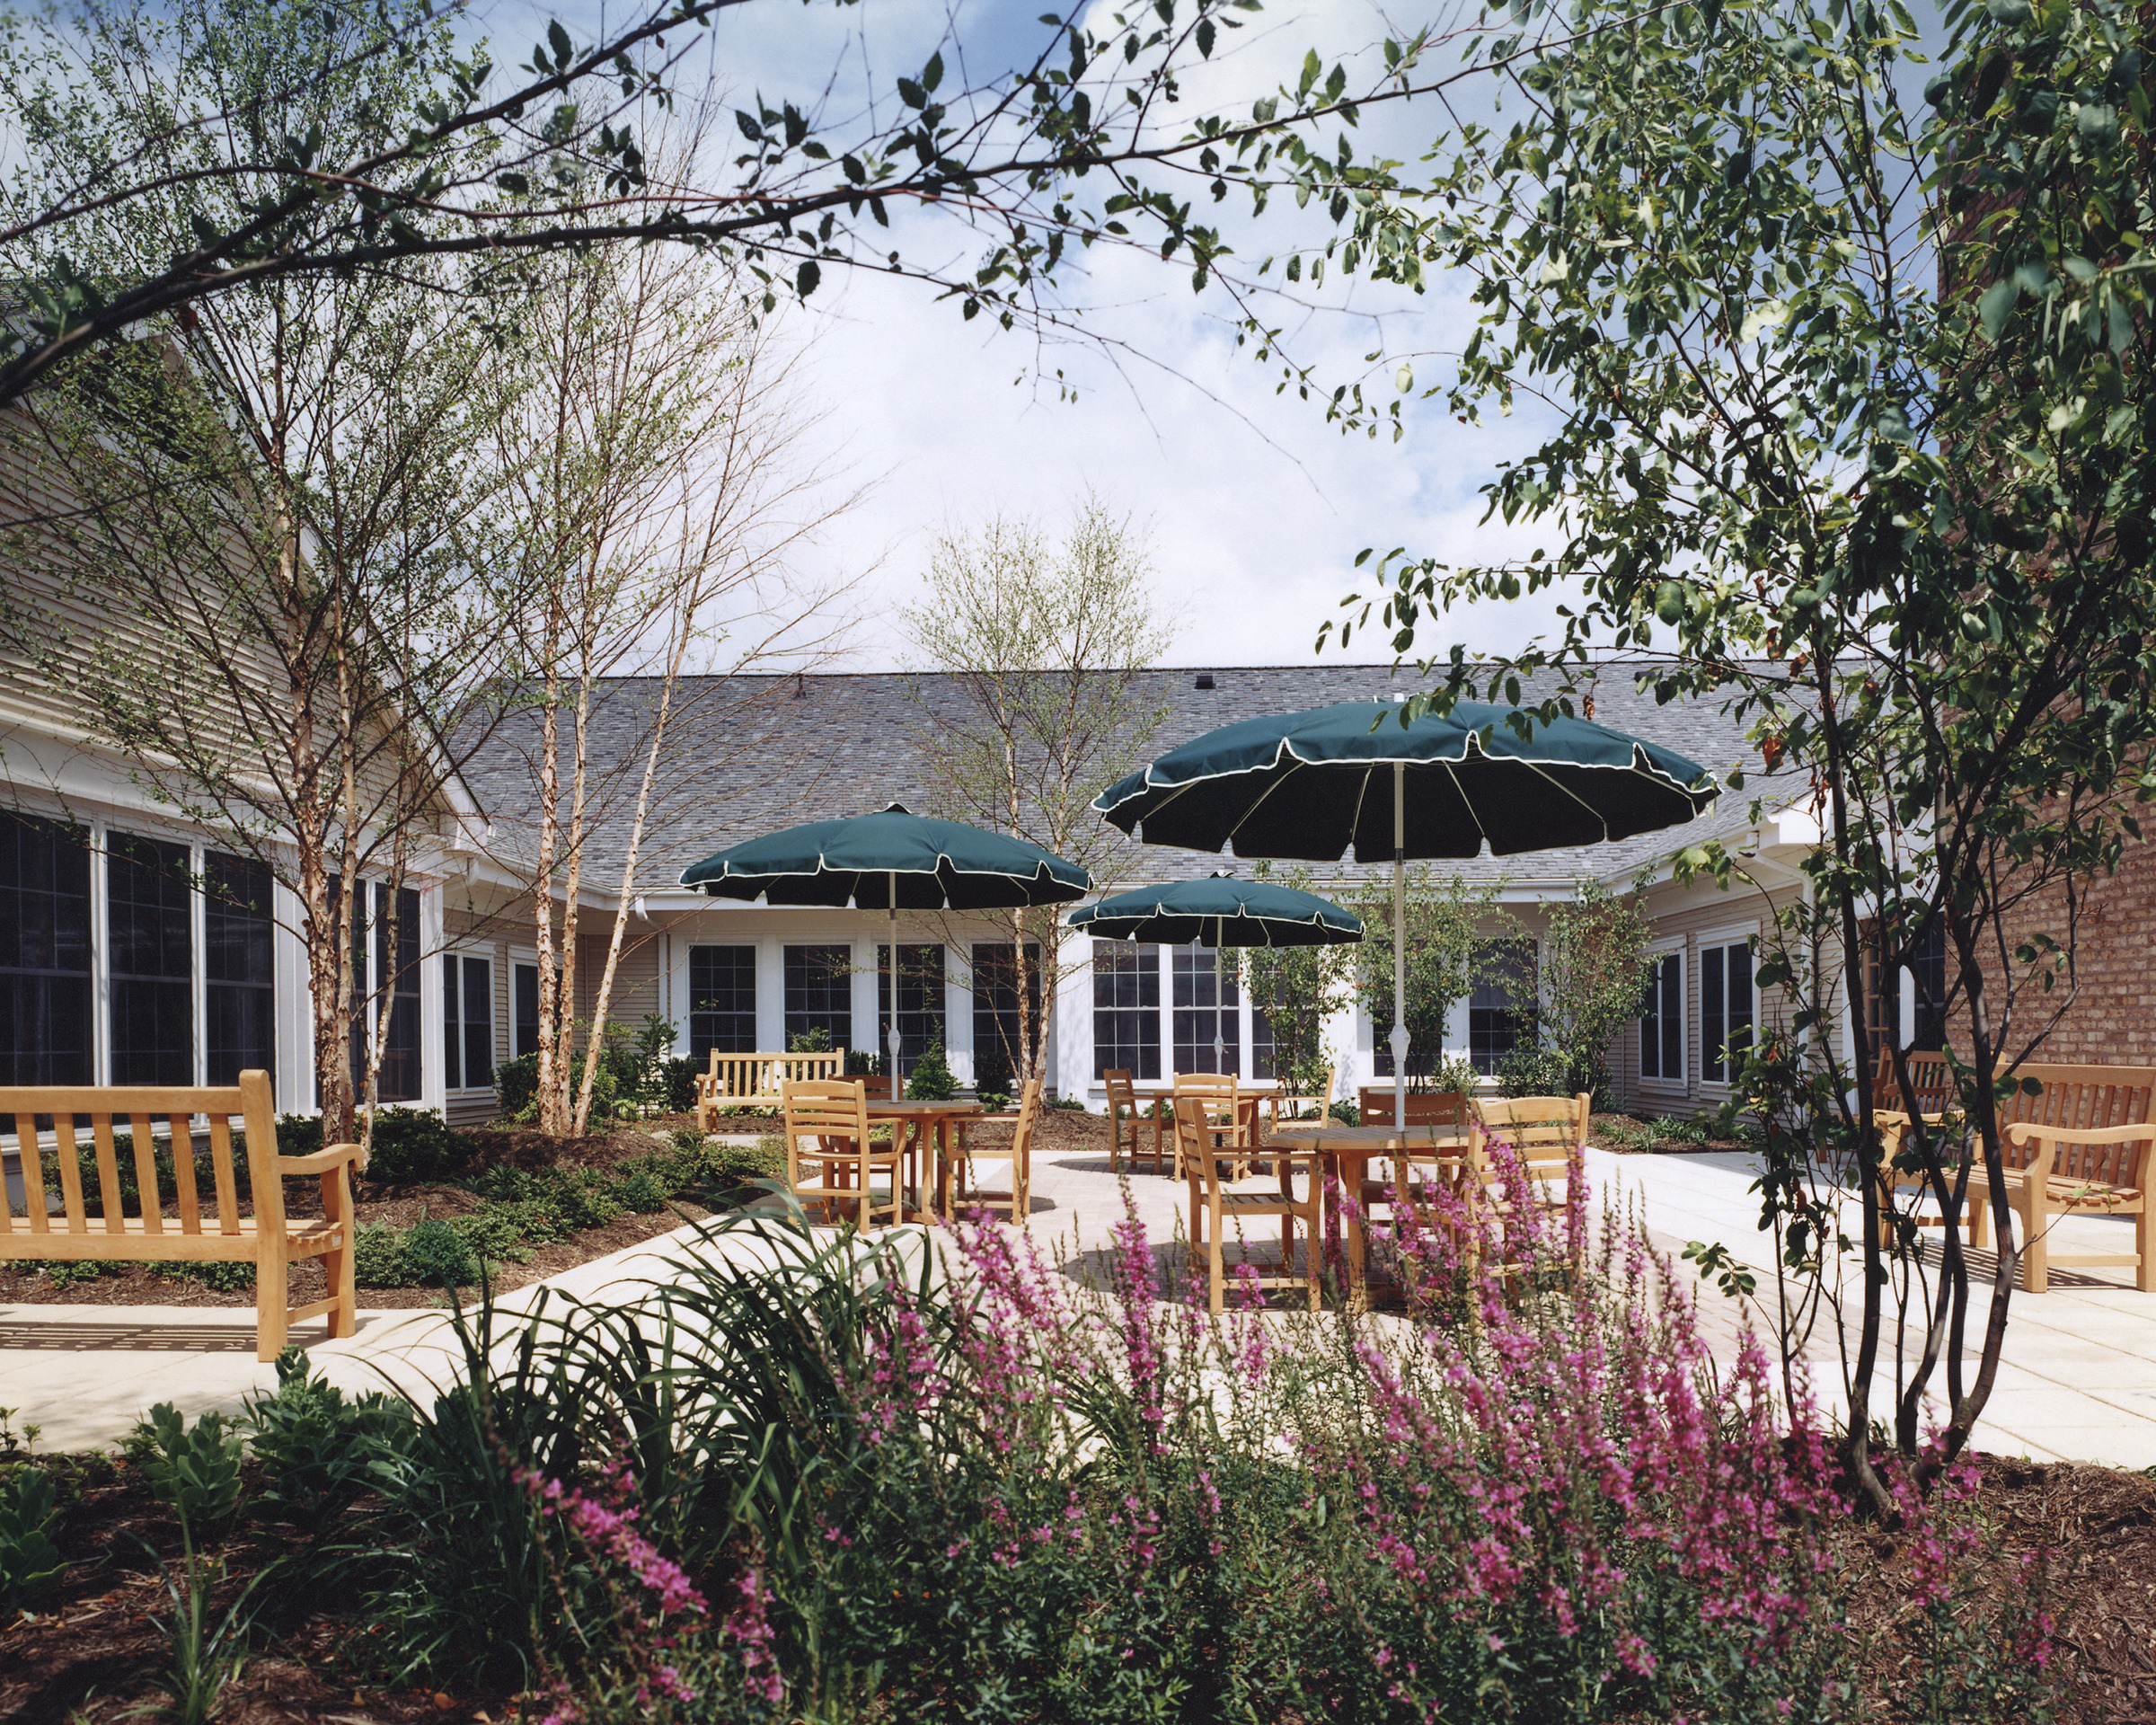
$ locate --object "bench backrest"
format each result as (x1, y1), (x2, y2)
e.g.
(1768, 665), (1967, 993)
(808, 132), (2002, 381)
(1359, 1085), (1472, 1128)
(1874, 1049), (2156, 1130)
(706, 1050), (845, 1103)
(0, 1070), (281, 1240)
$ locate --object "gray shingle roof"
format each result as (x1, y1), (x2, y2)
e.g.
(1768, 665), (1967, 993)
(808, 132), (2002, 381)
(455, 661), (1797, 898)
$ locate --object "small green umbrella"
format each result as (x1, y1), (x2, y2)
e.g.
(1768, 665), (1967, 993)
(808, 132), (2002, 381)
(1094, 701), (1715, 1126)
(678, 803), (1090, 1081)
(1067, 873), (1362, 949)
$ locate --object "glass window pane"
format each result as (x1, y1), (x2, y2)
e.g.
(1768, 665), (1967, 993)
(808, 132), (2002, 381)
(689, 945), (756, 1057)
(971, 942), (1042, 1079)
(1091, 940), (1160, 1082)
(0, 811), (93, 1085)
(1468, 938), (1535, 1075)
(515, 962), (541, 1057)
(783, 944), (851, 1051)
(108, 833), (193, 1085)
(204, 852), (273, 1084)
(875, 943), (945, 1077)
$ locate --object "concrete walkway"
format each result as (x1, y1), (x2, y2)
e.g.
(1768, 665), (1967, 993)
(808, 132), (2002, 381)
(4, 1137), (2154, 1464)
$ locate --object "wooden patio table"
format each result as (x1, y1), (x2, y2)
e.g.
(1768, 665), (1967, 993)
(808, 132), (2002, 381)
(1265, 1121), (1478, 1302)
(866, 1098), (985, 1219)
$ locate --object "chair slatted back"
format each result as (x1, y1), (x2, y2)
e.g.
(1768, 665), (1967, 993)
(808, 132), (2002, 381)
(1102, 1068), (1138, 1120)
(1175, 1095), (1227, 1190)
(1359, 1086), (1473, 1128)
(1475, 1093), (1590, 1184)
(1, 1076), (275, 1238)
(1868, 1048), (1958, 1118)
(2009, 1121), (2156, 1190)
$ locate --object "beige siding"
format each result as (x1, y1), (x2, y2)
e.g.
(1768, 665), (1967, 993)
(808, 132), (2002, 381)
(576, 920), (661, 1030)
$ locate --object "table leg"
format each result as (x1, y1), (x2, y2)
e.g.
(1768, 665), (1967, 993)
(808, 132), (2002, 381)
(939, 1117), (956, 1218)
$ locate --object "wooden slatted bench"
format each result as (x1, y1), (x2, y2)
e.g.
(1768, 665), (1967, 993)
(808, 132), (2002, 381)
(1876, 1050), (2156, 1287)
(0, 1070), (366, 1359)
(694, 1051), (844, 1131)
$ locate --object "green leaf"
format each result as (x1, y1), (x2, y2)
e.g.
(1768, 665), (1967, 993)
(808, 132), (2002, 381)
(796, 260), (820, 297)
(898, 76), (927, 110)
(923, 50), (944, 92)
(1978, 277), (2018, 341)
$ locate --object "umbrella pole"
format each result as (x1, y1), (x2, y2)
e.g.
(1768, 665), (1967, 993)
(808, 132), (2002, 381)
(1392, 761), (1409, 1132)
(1214, 916), (1228, 1075)
(886, 871), (902, 1101)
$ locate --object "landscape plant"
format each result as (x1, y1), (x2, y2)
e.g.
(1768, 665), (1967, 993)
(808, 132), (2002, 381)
(1324, 0), (2156, 1495)
(1535, 879), (1656, 1102)
(1348, 866), (1514, 1087)
(1241, 862), (1358, 1102)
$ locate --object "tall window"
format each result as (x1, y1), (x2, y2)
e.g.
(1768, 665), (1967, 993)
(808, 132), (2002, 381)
(1911, 919), (1947, 1051)
(783, 943), (851, 1050)
(1700, 940), (1754, 1084)
(689, 945), (756, 1058)
(346, 881), (422, 1103)
(204, 851), (275, 1084)
(1469, 939), (1535, 1075)
(971, 942), (1041, 1079)
(0, 810), (92, 1085)
(876, 943), (946, 1078)
(513, 961), (541, 1057)
(1640, 951), (1683, 1083)
(108, 833), (194, 1084)
(1091, 940), (1160, 1081)
(442, 953), (494, 1092)
(1172, 944), (1239, 1075)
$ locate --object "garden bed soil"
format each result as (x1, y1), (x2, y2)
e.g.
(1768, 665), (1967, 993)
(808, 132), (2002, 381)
(0, 1124), (736, 1312)
(4, 1449), (2155, 1721)
(1590, 1110), (1754, 1154)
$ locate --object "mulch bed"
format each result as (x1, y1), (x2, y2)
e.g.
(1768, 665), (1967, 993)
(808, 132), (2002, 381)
(4, 1448), (2155, 1721)
(0, 1124), (731, 1313)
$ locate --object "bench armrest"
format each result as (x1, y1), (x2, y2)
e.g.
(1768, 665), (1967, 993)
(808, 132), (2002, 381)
(279, 1141), (369, 1176)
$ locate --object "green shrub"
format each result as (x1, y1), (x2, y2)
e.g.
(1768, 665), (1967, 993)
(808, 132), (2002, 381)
(493, 1053), (541, 1122)
(540, 1169), (621, 1233)
(352, 1222), (409, 1287)
(1496, 1039), (1574, 1099)
(660, 1057), (701, 1115)
(1649, 1113), (1715, 1146)
(972, 1043), (1013, 1110)
(153, 1260), (256, 1292)
(905, 1039), (958, 1101)
(609, 1168), (670, 1214)
(450, 1206), (534, 1266)
(1329, 1099), (1359, 1126)
(843, 1046), (882, 1077)
(127, 1403), (244, 1534)
(276, 1113), (324, 1159)
(789, 1026), (834, 1054)
(0, 1463), (65, 1612)
(1048, 1093), (1088, 1110)
(400, 1218), (480, 1288)
(245, 1348), (410, 1535)
(364, 1107), (466, 1184)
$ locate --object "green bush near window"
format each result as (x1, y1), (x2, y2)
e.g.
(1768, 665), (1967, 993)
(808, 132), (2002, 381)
(660, 1057), (701, 1115)
(905, 1040), (958, 1101)
(1495, 1039), (1573, 1100)
(972, 1043), (1013, 1111)
(491, 1053), (540, 1122)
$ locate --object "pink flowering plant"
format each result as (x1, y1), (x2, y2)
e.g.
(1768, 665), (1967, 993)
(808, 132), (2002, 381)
(352, 1178), (2055, 1721)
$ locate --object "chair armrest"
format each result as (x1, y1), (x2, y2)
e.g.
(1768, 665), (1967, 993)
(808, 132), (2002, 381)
(279, 1142), (369, 1176)
(2003, 1121), (2059, 1180)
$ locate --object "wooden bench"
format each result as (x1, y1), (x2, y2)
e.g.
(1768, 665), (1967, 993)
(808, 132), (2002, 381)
(694, 1051), (844, 1130)
(1875, 1050), (2156, 1284)
(0, 1071), (366, 1360)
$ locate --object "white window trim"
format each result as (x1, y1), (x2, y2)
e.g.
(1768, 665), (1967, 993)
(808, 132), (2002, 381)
(1639, 939), (1687, 1091)
(441, 943), (498, 1095)
(1695, 925), (1760, 1093)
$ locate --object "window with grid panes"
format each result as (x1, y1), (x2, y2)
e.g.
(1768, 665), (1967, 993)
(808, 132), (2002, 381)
(970, 942), (1042, 1081)
(688, 945), (756, 1057)
(783, 943), (851, 1049)
(108, 833), (194, 1084)
(204, 851), (274, 1084)
(1911, 919), (1947, 1050)
(1640, 951), (1683, 1082)
(1171, 944), (1239, 1075)
(344, 881), (422, 1102)
(1700, 940), (1754, 1084)
(442, 953), (494, 1091)
(876, 943), (945, 1077)
(1468, 939), (1535, 1075)
(513, 961), (541, 1057)
(1091, 940), (1159, 1081)
(0, 810), (92, 1085)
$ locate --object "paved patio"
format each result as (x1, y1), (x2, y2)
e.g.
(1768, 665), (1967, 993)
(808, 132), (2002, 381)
(4, 1139), (2153, 1464)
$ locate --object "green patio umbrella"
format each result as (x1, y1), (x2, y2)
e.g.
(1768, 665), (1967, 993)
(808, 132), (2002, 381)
(1093, 700), (1716, 1127)
(677, 803), (1090, 1083)
(1067, 872), (1363, 948)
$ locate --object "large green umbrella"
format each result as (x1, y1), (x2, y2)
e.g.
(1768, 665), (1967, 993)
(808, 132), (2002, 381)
(1093, 701), (1715, 1126)
(678, 803), (1090, 1082)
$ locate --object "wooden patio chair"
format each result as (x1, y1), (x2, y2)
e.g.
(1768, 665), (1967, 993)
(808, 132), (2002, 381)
(780, 1078), (904, 1230)
(1179, 1095), (1322, 1315)
(1472, 1092), (1592, 1268)
(1967, 1120), (2156, 1293)
(0, 1070), (364, 1361)
(1359, 1084), (1473, 1127)
(1171, 1073), (1250, 1180)
(1101, 1069), (1154, 1172)
(1266, 1065), (1339, 1133)
(954, 1079), (1042, 1223)
(1359, 1091), (1477, 1220)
